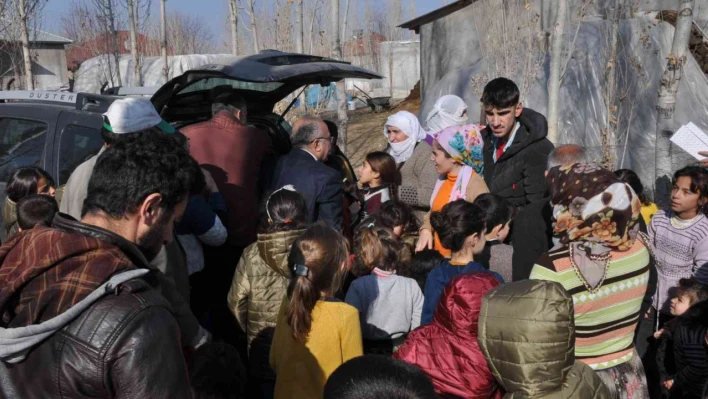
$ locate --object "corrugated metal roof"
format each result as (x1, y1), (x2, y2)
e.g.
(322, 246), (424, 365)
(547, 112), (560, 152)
(399, 0), (478, 33)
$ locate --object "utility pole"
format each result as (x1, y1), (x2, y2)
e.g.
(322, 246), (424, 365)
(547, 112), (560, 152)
(103, 0), (122, 87)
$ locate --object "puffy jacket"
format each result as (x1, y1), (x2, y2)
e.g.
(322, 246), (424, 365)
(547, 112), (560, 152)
(227, 228), (303, 379)
(482, 108), (554, 209)
(478, 280), (611, 399)
(394, 272), (502, 398)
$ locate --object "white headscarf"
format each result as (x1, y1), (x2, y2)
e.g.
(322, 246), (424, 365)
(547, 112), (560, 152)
(383, 111), (427, 164)
(424, 95), (469, 135)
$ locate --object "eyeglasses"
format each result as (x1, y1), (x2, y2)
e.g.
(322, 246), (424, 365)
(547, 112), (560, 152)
(311, 136), (335, 144)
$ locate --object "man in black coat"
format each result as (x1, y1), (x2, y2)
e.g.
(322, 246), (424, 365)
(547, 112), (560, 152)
(481, 78), (554, 209)
(270, 117), (343, 229)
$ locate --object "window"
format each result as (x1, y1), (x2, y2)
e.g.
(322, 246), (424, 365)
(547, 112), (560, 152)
(0, 118), (47, 183)
(178, 78), (283, 94)
(58, 124), (103, 185)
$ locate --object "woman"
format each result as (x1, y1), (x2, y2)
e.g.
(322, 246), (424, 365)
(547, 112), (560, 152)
(4, 166), (55, 238)
(384, 111), (437, 225)
(423, 95), (469, 140)
(530, 163), (651, 399)
(416, 124), (488, 256)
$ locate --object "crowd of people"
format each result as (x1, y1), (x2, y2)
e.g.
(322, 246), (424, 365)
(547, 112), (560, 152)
(0, 77), (706, 399)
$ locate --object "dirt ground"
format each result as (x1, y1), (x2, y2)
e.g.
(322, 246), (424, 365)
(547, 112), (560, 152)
(337, 81), (422, 168)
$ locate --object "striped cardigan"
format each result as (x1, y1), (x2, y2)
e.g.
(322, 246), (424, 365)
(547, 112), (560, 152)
(530, 239), (650, 370)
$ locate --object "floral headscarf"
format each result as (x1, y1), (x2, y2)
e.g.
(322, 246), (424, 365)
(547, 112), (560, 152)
(433, 124), (485, 174)
(547, 163), (642, 251)
(547, 163), (643, 291)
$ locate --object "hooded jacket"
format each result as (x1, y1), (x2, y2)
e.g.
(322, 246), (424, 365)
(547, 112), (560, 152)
(227, 228), (304, 379)
(0, 214), (191, 398)
(394, 272), (502, 399)
(478, 280), (611, 399)
(482, 108), (553, 209)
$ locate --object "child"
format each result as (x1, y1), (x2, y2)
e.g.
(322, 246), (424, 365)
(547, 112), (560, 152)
(473, 193), (516, 282)
(4, 166), (56, 237)
(270, 224), (363, 399)
(421, 200), (503, 325)
(357, 151), (397, 220)
(345, 226), (423, 353)
(395, 273), (501, 398)
(227, 185), (308, 395)
(324, 355), (438, 399)
(649, 166), (708, 322)
(654, 278), (708, 399)
(190, 342), (248, 399)
(615, 168), (658, 228)
(409, 249), (443, 292)
(16, 194), (58, 232)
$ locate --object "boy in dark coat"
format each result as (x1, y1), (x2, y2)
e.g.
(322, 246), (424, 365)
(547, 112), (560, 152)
(481, 78), (554, 209)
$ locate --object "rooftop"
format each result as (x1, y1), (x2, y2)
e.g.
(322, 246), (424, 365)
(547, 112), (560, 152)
(399, 0), (479, 33)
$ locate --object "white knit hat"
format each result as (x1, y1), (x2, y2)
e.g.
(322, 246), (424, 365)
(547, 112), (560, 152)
(102, 98), (175, 134)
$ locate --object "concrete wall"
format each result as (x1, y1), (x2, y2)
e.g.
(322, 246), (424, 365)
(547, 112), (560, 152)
(378, 41), (420, 99)
(33, 44), (69, 90)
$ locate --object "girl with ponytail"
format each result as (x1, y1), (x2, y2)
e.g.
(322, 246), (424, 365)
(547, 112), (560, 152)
(269, 224), (363, 399)
(356, 151), (397, 222)
(420, 200), (503, 325)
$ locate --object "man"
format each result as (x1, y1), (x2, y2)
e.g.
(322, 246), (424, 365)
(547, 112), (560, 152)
(481, 78), (554, 209)
(60, 97), (176, 219)
(0, 131), (196, 397)
(181, 92), (270, 248)
(60, 97), (206, 349)
(270, 117), (343, 228)
(511, 144), (588, 281)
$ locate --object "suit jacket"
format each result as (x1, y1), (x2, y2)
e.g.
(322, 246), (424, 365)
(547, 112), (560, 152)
(270, 148), (343, 229)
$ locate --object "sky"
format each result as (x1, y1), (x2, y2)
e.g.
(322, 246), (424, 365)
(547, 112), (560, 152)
(44, 0), (445, 41)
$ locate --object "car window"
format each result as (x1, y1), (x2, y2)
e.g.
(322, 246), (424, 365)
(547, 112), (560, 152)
(58, 124), (103, 185)
(178, 77), (283, 94)
(0, 118), (47, 183)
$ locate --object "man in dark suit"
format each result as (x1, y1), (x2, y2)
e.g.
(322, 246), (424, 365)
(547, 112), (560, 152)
(270, 117), (343, 228)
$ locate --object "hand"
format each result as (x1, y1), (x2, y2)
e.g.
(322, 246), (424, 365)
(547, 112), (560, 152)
(202, 168), (218, 194)
(663, 379), (674, 389)
(699, 151), (708, 167)
(653, 329), (664, 339)
(416, 229), (434, 252)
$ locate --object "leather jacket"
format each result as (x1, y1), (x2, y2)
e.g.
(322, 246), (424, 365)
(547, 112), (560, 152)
(0, 214), (192, 399)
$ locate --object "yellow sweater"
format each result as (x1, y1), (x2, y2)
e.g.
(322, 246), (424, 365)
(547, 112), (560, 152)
(270, 299), (363, 399)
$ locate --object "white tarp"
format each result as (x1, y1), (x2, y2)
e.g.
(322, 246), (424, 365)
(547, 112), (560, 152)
(73, 54), (233, 94)
(421, 18), (708, 195)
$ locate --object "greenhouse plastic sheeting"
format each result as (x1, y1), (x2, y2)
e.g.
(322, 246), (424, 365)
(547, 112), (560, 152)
(420, 18), (708, 195)
(73, 54), (233, 94)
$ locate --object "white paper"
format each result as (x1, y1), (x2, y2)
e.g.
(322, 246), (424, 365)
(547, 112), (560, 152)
(670, 122), (708, 161)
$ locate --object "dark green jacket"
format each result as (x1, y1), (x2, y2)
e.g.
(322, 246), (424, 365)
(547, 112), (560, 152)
(478, 280), (611, 398)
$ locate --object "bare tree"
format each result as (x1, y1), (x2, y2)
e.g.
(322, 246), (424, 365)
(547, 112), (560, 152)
(330, 0), (348, 154)
(244, 0), (260, 53)
(547, 0), (567, 142)
(16, 0), (34, 89)
(126, 0), (141, 86)
(341, 0), (350, 41)
(228, 0), (238, 55)
(655, 0), (696, 204)
(160, 0), (168, 81)
(600, 0), (622, 169)
(101, 0), (123, 87)
(295, 0), (304, 53)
